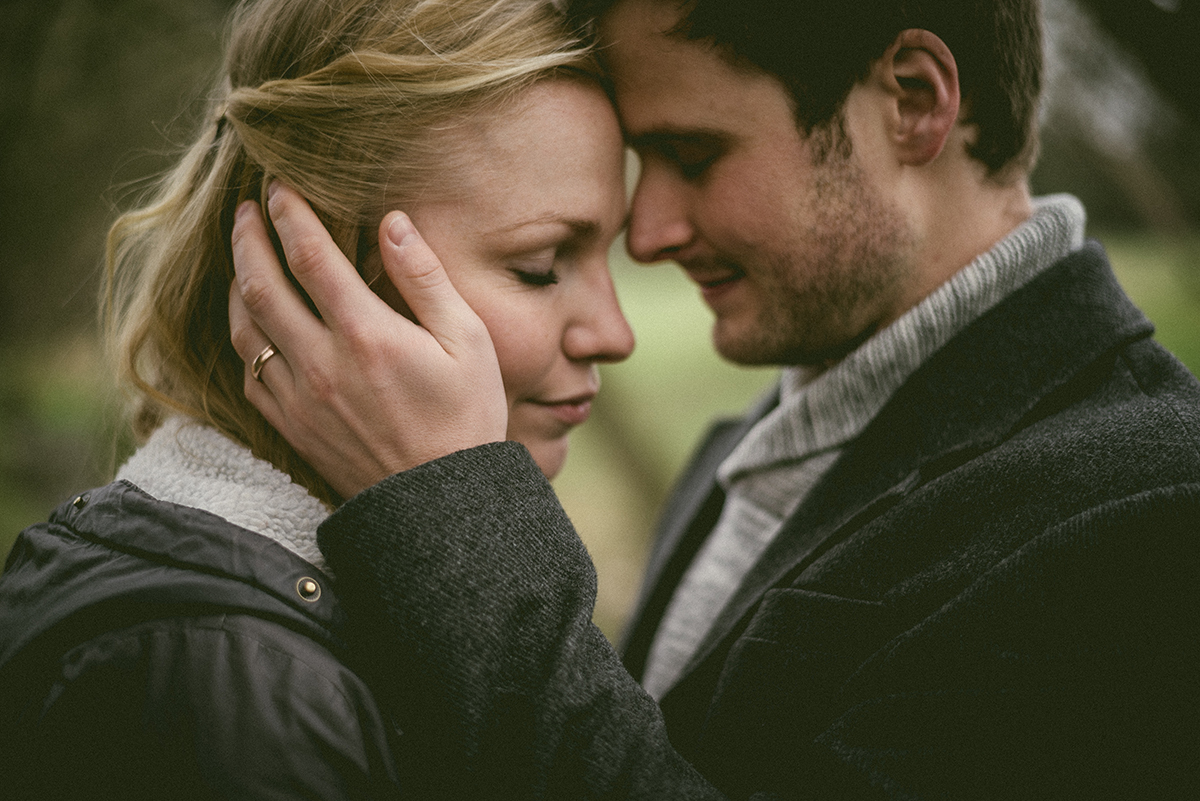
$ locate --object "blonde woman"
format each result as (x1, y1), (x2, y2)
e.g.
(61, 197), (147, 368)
(0, 0), (632, 796)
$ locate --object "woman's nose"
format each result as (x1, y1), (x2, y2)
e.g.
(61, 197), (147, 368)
(563, 265), (635, 364)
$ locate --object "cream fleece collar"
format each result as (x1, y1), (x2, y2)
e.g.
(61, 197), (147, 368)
(116, 417), (331, 572)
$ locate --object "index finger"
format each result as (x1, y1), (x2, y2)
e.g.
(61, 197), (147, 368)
(230, 196), (325, 354)
(265, 181), (389, 328)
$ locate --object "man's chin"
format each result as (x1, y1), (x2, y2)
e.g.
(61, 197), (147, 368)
(712, 320), (878, 368)
(711, 325), (785, 366)
(709, 314), (797, 366)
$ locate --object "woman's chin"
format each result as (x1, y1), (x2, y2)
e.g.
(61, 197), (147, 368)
(524, 438), (569, 480)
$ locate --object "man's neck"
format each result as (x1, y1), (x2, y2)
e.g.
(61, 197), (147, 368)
(900, 157), (1035, 318)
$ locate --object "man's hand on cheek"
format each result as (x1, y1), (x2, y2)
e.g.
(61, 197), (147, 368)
(228, 182), (508, 499)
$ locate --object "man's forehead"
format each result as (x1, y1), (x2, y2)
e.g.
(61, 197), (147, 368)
(598, 0), (687, 45)
(597, 0), (769, 95)
(598, 5), (791, 142)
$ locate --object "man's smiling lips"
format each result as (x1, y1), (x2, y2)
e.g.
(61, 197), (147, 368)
(685, 264), (746, 305)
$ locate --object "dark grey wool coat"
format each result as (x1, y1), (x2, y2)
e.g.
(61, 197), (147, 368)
(319, 242), (1200, 800)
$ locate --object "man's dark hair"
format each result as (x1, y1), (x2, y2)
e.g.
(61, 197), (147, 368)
(573, 0), (1043, 176)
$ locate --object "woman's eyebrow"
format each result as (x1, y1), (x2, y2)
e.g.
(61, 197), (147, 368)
(492, 215), (598, 237)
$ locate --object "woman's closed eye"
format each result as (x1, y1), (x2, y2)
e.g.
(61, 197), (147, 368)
(509, 248), (560, 286)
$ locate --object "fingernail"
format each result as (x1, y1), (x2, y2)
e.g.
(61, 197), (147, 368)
(387, 213), (415, 247)
(235, 200), (255, 222)
(267, 180), (280, 201)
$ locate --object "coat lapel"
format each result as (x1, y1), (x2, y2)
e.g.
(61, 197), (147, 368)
(662, 243), (1154, 698)
(621, 389), (778, 679)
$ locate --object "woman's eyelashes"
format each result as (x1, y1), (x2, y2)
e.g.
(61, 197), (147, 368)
(513, 267), (559, 286)
(509, 248), (561, 286)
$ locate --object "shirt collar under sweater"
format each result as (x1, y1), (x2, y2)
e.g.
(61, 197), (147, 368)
(116, 417), (331, 572)
(718, 193), (1087, 488)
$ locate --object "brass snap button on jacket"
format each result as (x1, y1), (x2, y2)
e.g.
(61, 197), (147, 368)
(296, 577), (321, 602)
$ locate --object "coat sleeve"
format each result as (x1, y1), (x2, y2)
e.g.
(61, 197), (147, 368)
(319, 441), (1200, 801)
(318, 442), (724, 800)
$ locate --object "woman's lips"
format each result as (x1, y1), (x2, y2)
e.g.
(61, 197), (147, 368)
(532, 395), (595, 426)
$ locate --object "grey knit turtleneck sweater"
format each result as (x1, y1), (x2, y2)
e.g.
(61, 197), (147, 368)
(642, 194), (1087, 699)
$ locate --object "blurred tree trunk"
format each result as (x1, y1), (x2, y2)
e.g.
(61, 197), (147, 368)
(0, 0), (235, 544)
(1038, 0), (1200, 232)
(1, 1), (69, 162)
(0, 0), (235, 346)
(1, 1), (72, 342)
(1075, 0), (1200, 132)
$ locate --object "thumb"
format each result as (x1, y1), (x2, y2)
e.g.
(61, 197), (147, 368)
(379, 211), (484, 350)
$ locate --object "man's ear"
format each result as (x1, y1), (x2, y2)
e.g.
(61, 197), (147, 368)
(878, 29), (960, 166)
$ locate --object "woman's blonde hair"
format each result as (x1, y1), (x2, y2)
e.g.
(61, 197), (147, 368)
(105, 0), (598, 505)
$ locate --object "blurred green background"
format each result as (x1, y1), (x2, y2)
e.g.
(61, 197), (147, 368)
(3, 0), (1198, 639)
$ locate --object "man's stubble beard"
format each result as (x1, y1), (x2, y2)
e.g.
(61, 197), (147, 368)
(713, 144), (916, 368)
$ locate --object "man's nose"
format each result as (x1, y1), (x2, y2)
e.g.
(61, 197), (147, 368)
(625, 166), (694, 264)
